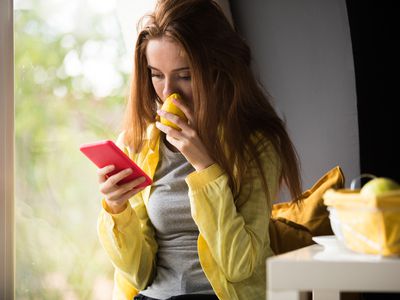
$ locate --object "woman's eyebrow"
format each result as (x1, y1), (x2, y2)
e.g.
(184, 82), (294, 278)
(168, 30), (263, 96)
(147, 65), (190, 72)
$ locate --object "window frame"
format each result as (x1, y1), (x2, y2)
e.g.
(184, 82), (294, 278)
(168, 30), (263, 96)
(0, 0), (15, 298)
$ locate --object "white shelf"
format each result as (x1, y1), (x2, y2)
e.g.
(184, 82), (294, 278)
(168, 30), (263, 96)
(267, 238), (400, 300)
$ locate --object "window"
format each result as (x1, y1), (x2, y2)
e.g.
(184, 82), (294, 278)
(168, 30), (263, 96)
(11, 0), (154, 298)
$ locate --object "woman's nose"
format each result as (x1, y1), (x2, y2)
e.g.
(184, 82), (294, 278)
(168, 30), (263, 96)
(162, 78), (176, 99)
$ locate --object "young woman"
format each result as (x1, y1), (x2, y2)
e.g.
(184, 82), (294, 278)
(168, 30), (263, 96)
(96, 0), (302, 299)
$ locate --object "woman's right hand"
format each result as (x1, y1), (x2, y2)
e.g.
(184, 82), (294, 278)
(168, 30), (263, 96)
(98, 165), (146, 214)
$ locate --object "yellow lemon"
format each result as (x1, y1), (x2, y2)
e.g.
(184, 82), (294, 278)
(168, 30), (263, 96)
(160, 93), (188, 130)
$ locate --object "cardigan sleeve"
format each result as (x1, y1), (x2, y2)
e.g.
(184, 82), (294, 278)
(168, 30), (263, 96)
(97, 188), (157, 292)
(185, 139), (280, 282)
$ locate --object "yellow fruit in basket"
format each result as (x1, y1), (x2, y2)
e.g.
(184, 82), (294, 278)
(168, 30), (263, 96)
(360, 177), (400, 196)
(160, 93), (187, 130)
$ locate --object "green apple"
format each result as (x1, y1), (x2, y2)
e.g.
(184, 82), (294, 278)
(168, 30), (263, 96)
(360, 177), (400, 196)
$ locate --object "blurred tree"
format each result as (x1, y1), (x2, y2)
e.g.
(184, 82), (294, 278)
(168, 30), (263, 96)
(15, 0), (131, 298)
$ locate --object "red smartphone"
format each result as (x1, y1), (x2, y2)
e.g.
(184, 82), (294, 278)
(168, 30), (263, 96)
(79, 140), (152, 188)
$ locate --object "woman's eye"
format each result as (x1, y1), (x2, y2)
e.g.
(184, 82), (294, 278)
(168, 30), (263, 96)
(179, 74), (191, 80)
(151, 73), (163, 79)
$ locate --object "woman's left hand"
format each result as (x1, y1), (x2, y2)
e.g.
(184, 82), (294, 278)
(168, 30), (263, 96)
(156, 98), (214, 171)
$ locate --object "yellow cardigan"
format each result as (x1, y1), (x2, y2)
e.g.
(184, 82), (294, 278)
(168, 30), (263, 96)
(97, 124), (281, 300)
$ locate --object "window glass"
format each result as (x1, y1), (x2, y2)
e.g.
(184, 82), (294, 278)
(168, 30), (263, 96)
(14, 0), (131, 298)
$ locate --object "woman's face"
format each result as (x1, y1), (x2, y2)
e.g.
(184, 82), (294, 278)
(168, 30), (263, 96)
(146, 37), (193, 105)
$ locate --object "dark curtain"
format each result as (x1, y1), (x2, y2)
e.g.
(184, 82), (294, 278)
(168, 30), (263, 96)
(346, 1), (400, 299)
(346, 0), (399, 184)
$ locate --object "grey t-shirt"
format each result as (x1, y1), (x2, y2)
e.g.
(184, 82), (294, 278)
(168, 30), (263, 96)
(140, 140), (214, 299)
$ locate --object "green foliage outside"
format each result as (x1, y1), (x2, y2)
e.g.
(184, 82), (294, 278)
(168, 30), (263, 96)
(15, 1), (131, 298)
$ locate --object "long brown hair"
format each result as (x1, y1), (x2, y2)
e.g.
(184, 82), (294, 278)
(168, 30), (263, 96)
(123, 0), (302, 201)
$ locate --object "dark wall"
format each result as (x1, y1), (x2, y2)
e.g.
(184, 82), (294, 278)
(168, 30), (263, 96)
(346, 1), (399, 183)
(346, 1), (399, 297)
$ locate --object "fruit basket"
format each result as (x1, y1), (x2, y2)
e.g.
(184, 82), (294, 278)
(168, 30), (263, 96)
(323, 188), (400, 256)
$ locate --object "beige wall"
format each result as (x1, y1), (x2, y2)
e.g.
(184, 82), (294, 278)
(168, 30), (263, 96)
(230, 0), (360, 196)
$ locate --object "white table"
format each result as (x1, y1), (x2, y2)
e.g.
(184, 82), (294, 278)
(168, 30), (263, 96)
(267, 237), (400, 300)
